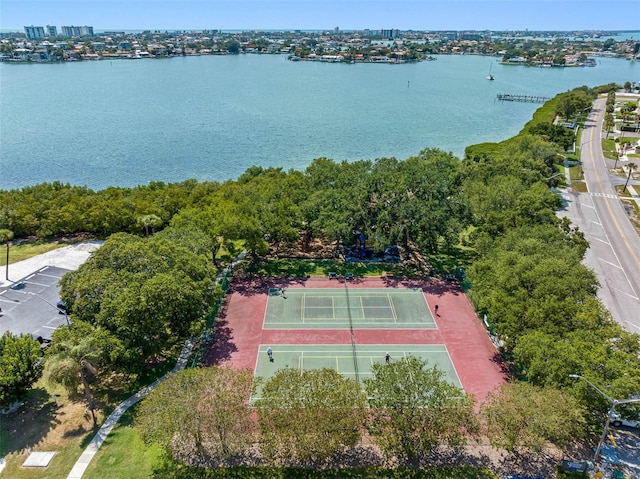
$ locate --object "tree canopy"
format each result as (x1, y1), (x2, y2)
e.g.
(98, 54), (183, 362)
(136, 367), (255, 465)
(0, 332), (42, 408)
(363, 355), (477, 461)
(482, 382), (586, 454)
(255, 367), (367, 466)
(59, 232), (218, 371)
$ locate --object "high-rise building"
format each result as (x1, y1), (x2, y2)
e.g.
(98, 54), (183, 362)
(80, 26), (94, 37)
(61, 25), (94, 37)
(379, 29), (400, 39)
(47, 25), (57, 37)
(24, 25), (45, 40)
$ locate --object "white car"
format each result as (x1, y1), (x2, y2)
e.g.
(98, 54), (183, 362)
(611, 415), (639, 429)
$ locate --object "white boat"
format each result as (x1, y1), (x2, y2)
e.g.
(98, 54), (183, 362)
(487, 62), (494, 80)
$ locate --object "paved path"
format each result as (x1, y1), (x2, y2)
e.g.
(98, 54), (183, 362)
(0, 241), (103, 289)
(66, 340), (195, 479)
(65, 251), (246, 478)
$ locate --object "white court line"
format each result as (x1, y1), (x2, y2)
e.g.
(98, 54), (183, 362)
(387, 293), (398, 323)
(442, 344), (465, 391)
(590, 220), (602, 226)
(41, 325), (57, 330)
(301, 293), (305, 323)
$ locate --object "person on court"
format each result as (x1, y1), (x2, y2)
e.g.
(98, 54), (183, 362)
(267, 347), (273, 361)
(434, 304), (439, 316)
(385, 352), (391, 364)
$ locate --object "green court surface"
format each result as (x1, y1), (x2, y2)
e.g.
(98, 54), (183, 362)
(253, 344), (462, 401)
(264, 288), (435, 329)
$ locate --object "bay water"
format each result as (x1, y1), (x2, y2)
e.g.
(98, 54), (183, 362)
(1, 54), (639, 190)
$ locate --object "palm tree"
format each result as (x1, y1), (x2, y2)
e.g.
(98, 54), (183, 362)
(624, 163), (638, 192)
(0, 229), (13, 281)
(43, 329), (106, 426)
(137, 214), (163, 236)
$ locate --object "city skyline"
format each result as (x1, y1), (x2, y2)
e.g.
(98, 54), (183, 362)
(2, 0), (639, 32)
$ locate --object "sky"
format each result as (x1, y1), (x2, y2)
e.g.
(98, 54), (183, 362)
(1, 0), (639, 32)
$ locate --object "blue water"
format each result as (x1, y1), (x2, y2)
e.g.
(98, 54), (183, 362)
(1, 54), (639, 190)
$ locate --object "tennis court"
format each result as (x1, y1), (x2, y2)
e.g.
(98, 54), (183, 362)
(264, 288), (435, 329)
(253, 344), (461, 401)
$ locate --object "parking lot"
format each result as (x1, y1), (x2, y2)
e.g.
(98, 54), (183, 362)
(0, 266), (71, 340)
(605, 426), (640, 475)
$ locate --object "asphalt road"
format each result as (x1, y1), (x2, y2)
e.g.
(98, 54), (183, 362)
(559, 97), (640, 334)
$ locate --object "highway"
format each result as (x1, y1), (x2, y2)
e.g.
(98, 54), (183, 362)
(559, 97), (640, 334)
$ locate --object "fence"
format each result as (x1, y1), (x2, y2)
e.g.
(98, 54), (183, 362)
(189, 272), (230, 368)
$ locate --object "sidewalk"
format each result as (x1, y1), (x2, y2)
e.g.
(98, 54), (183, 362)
(66, 250), (246, 478)
(0, 241), (103, 289)
(66, 339), (195, 479)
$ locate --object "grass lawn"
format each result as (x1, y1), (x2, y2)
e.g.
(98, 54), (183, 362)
(242, 258), (425, 279)
(602, 136), (638, 161)
(83, 407), (163, 479)
(571, 181), (589, 193)
(0, 351), (179, 478)
(0, 242), (67, 267)
(569, 165), (583, 181)
(0, 386), (103, 479)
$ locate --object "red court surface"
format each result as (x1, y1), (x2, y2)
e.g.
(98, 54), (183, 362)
(205, 276), (507, 403)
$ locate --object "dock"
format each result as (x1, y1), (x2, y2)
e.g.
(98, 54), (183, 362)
(496, 93), (550, 103)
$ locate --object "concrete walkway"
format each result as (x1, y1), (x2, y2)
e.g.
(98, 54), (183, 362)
(0, 241), (103, 289)
(624, 181), (640, 207)
(66, 251), (246, 478)
(66, 340), (194, 479)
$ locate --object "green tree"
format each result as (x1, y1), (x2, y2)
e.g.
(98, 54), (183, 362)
(137, 367), (255, 465)
(467, 224), (599, 348)
(555, 91), (593, 121)
(60, 233), (217, 371)
(42, 322), (115, 425)
(0, 332), (42, 408)
(604, 112), (615, 138)
(224, 40), (240, 54)
(363, 355), (478, 462)
(137, 214), (163, 236)
(482, 382), (587, 454)
(256, 367), (367, 466)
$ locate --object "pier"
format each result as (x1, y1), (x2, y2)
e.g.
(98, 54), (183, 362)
(496, 93), (550, 103)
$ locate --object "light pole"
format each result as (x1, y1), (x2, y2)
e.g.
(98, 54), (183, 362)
(569, 374), (640, 464)
(25, 291), (70, 328)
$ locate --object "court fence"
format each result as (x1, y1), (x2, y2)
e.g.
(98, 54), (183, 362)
(189, 270), (232, 368)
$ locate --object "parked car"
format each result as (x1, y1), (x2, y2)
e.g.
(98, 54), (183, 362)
(611, 414), (639, 429)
